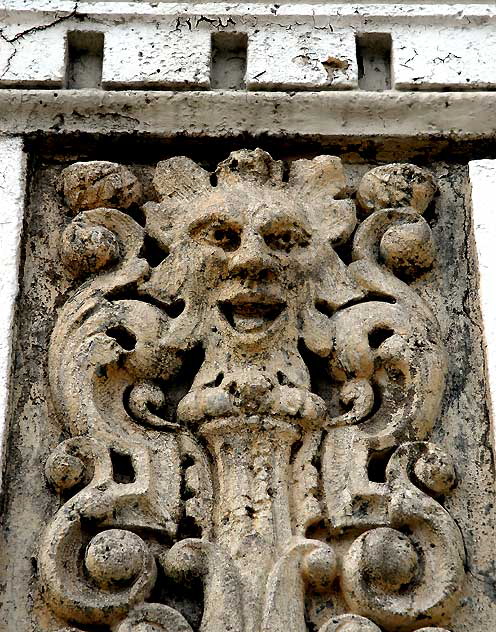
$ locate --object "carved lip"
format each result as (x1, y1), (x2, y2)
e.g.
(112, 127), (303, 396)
(218, 292), (286, 333)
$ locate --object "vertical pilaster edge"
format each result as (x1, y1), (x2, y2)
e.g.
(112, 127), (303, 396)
(0, 135), (26, 489)
(468, 159), (496, 452)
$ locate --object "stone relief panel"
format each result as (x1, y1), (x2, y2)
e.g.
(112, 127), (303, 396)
(1, 149), (494, 632)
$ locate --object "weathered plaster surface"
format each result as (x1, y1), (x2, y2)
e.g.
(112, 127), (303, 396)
(394, 27), (496, 90)
(246, 29), (357, 90)
(1, 3), (496, 90)
(0, 90), (495, 139)
(0, 18), (67, 86)
(0, 136), (25, 485)
(102, 25), (211, 89)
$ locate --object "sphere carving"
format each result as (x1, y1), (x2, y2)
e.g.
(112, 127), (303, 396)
(85, 529), (147, 587)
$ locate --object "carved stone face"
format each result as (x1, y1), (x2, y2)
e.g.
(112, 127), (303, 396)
(140, 150), (362, 352)
(185, 184), (312, 335)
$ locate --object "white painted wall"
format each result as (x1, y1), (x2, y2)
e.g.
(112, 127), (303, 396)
(0, 136), (25, 485)
(469, 161), (496, 449)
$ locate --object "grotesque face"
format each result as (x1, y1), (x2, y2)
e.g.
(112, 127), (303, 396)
(140, 149), (362, 349)
(185, 184), (313, 334)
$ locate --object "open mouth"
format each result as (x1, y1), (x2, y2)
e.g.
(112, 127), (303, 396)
(219, 294), (286, 333)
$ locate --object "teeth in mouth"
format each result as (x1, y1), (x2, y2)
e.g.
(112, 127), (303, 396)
(220, 300), (286, 333)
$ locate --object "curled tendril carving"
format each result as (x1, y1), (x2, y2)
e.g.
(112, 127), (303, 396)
(38, 153), (463, 632)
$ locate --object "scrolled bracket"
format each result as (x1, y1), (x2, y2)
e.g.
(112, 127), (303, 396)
(39, 437), (159, 626)
(341, 442), (465, 631)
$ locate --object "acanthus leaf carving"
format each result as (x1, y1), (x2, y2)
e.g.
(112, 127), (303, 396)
(37, 152), (464, 632)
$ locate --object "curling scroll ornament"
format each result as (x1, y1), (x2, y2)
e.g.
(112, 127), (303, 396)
(39, 150), (465, 632)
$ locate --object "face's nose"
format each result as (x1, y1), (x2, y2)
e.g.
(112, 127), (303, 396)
(227, 229), (275, 280)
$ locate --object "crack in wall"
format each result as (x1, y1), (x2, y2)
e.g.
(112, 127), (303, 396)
(0, 3), (79, 79)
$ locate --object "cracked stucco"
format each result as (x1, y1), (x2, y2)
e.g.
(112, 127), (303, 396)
(0, 3), (77, 80)
(2, 3), (496, 89)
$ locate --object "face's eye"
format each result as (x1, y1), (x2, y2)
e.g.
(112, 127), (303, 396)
(190, 219), (241, 252)
(261, 221), (310, 253)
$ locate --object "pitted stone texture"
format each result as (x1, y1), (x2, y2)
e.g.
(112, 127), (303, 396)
(60, 219), (121, 276)
(352, 528), (419, 590)
(247, 29), (357, 91)
(85, 530), (148, 587)
(59, 161), (142, 213)
(45, 450), (85, 490)
(357, 164), (438, 214)
(320, 615), (382, 631)
(414, 448), (457, 494)
(101, 23), (211, 89)
(116, 604), (194, 632)
(393, 27), (496, 90)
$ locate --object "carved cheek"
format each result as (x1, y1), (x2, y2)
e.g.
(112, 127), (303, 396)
(277, 254), (308, 288)
(200, 249), (230, 284)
